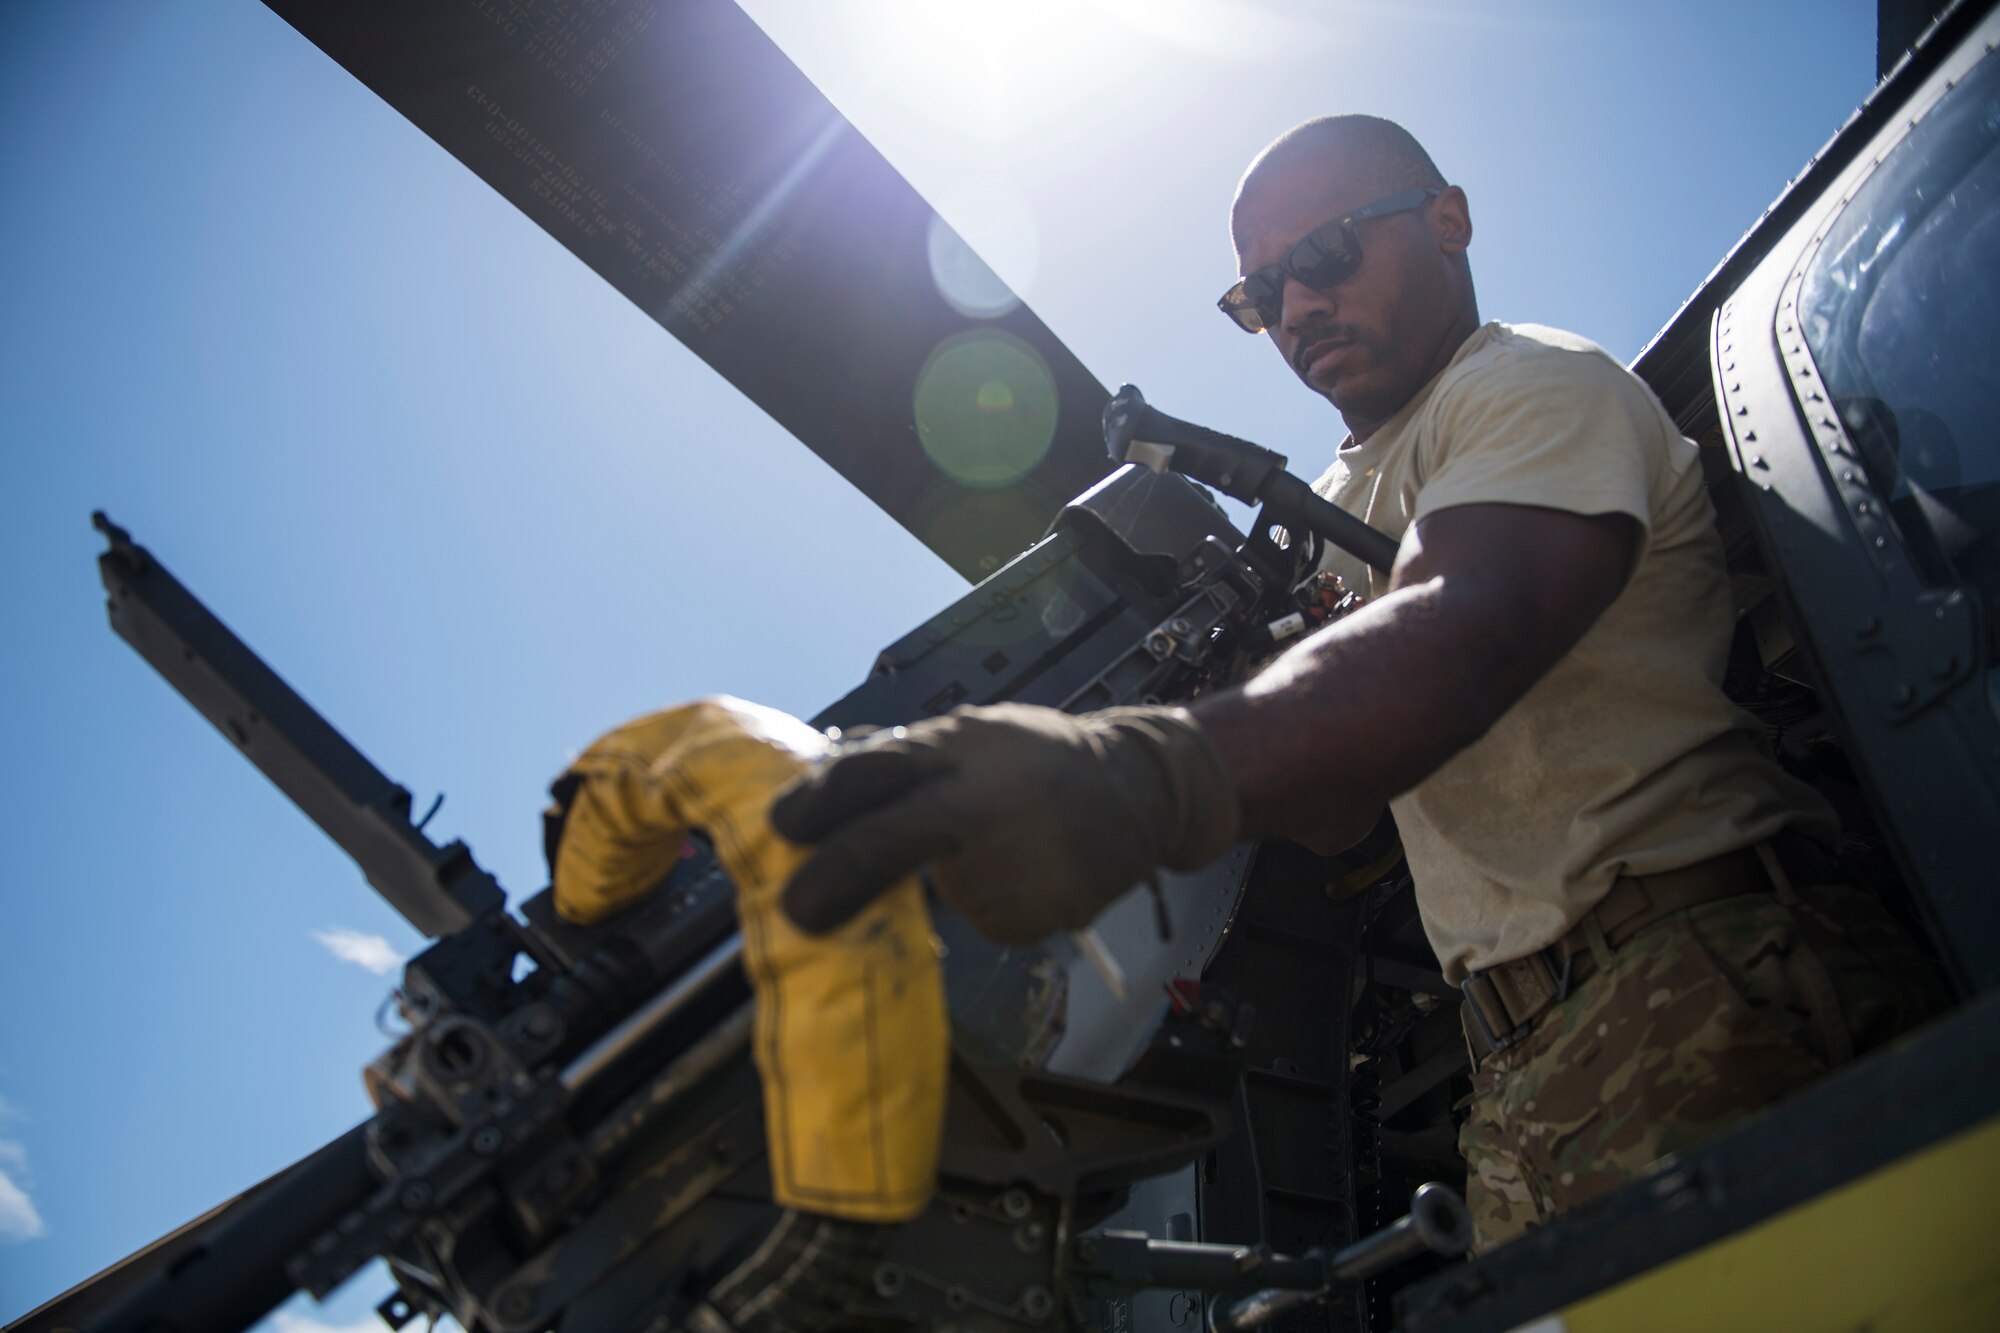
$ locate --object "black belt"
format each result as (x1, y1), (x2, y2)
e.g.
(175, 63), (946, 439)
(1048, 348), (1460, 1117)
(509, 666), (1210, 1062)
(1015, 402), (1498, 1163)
(1460, 831), (1839, 1061)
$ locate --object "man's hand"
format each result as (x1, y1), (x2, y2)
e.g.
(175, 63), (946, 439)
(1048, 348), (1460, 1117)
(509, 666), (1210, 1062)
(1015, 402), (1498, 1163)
(772, 703), (1239, 946)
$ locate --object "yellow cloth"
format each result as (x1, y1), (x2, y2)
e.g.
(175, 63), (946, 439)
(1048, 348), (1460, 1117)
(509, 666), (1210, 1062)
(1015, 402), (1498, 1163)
(552, 697), (946, 1222)
(1312, 322), (1836, 983)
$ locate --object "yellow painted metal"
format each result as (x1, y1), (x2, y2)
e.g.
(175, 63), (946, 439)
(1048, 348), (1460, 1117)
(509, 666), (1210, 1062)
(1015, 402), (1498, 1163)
(1538, 1112), (2000, 1333)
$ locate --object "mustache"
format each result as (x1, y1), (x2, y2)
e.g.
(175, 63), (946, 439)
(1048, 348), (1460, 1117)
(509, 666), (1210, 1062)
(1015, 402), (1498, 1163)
(1292, 321), (1370, 375)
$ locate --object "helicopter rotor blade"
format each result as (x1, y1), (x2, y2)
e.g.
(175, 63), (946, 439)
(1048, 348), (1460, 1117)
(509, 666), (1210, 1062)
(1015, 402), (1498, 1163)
(259, 0), (1117, 580)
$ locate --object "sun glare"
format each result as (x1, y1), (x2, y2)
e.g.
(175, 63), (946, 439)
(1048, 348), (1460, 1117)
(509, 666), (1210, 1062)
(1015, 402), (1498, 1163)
(842, 0), (1132, 145)
(829, 0), (1317, 147)
(733, 0), (1326, 506)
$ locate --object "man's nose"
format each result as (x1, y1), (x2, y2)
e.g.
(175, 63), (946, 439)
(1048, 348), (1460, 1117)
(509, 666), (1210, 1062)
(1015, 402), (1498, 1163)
(1277, 272), (1338, 334)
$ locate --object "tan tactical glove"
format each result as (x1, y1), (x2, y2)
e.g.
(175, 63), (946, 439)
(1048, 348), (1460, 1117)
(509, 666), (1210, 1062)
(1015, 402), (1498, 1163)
(773, 702), (1240, 947)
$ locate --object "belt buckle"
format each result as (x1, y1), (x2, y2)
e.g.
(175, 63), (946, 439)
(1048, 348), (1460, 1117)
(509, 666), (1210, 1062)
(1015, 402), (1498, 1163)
(1462, 945), (1574, 1058)
(1461, 977), (1528, 1056)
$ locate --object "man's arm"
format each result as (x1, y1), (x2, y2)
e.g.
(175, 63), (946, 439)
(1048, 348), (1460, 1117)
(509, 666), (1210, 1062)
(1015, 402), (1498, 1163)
(771, 499), (1642, 942)
(1193, 501), (1642, 849)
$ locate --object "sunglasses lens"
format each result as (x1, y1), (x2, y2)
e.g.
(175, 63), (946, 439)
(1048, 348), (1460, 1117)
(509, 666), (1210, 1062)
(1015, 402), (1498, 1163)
(1243, 272), (1287, 332)
(1219, 277), (1274, 333)
(1291, 220), (1361, 288)
(1220, 217), (1366, 333)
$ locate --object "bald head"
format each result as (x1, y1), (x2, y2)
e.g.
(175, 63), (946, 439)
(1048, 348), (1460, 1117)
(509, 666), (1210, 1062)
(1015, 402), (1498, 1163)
(1231, 116), (1446, 250)
(1226, 115), (1477, 439)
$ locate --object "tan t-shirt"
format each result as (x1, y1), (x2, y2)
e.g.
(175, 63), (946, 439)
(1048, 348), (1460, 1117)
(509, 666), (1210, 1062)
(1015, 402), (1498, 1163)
(1312, 321), (1833, 982)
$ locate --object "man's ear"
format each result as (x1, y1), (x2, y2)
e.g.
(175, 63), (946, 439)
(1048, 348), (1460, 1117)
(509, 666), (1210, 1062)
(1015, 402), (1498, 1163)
(1433, 185), (1473, 254)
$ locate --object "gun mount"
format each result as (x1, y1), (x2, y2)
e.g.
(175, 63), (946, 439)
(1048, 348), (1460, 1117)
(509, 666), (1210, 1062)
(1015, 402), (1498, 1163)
(55, 454), (1462, 1333)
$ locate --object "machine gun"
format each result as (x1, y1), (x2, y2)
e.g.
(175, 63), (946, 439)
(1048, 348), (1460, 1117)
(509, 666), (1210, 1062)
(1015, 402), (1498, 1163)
(48, 396), (1467, 1333)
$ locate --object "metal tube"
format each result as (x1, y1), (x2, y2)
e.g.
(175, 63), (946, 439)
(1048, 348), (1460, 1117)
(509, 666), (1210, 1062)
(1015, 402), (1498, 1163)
(1326, 1182), (1471, 1282)
(1135, 1240), (1323, 1292)
(1323, 1212), (1427, 1283)
(560, 933), (744, 1092)
(1263, 473), (1401, 574)
(1206, 1284), (1316, 1332)
(1207, 1184), (1471, 1333)
(584, 1002), (755, 1164)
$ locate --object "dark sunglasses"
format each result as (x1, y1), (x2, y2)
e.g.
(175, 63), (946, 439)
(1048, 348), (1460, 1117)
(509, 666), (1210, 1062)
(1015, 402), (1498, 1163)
(1218, 187), (1441, 334)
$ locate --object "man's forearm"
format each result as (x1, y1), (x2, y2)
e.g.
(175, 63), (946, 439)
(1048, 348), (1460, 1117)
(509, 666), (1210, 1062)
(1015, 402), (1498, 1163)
(1190, 575), (1527, 846)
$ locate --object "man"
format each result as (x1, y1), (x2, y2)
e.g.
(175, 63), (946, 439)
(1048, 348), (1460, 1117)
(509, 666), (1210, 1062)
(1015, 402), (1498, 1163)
(563, 116), (1940, 1247)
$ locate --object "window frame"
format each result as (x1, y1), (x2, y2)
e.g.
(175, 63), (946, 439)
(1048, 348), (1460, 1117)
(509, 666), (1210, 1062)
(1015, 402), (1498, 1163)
(1712, 9), (2000, 995)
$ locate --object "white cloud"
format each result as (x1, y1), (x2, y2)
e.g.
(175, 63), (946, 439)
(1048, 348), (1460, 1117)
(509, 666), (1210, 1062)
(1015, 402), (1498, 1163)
(0, 1098), (45, 1242)
(311, 927), (404, 976)
(0, 1168), (46, 1242)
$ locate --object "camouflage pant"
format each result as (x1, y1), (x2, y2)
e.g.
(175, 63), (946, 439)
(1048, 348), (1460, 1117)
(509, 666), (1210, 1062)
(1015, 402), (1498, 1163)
(1458, 878), (1945, 1249)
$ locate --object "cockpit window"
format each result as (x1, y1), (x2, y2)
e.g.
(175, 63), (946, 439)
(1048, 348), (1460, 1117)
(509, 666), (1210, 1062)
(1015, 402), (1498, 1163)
(1799, 48), (2000, 599)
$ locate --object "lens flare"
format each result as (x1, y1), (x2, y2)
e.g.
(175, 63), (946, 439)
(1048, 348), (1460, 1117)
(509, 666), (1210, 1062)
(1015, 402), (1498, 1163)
(913, 330), (1058, 488)
(926, 215), (1020, 319)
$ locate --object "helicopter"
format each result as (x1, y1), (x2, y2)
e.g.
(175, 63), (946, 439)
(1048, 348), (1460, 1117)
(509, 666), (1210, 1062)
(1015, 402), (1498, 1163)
(3, 0), (2000, 1320)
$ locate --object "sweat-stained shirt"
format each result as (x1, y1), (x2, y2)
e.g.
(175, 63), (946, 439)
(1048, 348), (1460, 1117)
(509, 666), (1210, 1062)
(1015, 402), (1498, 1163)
(1311, 321), (1834, 983)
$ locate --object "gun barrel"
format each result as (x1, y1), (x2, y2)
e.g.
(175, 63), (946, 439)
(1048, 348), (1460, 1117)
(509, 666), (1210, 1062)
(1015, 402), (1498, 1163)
(560, 931), (746, 1092)
(93, 513), (502, 936)
(76, 1122), (376, 1333)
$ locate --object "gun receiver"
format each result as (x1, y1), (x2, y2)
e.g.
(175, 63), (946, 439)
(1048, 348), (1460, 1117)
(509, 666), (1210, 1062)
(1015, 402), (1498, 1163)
(91, 512), (503, 936)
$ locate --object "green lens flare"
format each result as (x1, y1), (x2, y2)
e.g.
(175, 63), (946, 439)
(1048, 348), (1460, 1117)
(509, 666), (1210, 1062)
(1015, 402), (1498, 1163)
(974, 380), (1015, 412)
(913, 330), (1057, 488)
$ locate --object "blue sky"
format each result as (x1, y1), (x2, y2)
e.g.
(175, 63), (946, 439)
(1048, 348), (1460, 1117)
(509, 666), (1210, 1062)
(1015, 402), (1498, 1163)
(0, 0), (1877, 1323)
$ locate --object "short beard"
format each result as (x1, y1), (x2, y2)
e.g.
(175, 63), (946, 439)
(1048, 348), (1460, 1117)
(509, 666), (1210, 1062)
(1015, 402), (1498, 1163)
(1290, 318), (1376, 379)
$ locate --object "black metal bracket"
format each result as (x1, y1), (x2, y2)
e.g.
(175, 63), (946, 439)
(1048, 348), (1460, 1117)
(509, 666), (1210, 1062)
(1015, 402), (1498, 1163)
(93, 512), (503, 936)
